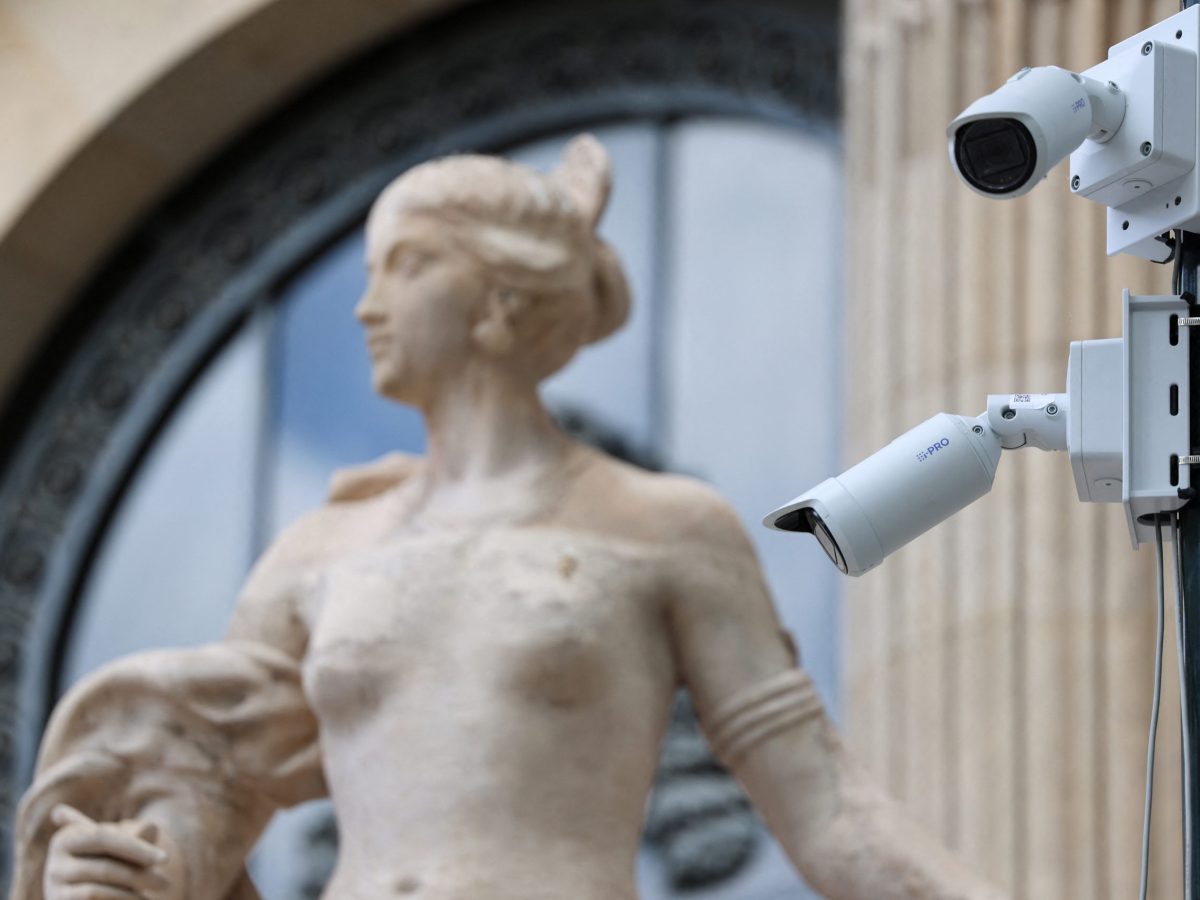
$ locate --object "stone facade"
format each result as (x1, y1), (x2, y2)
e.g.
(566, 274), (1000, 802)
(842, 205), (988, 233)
(0, 0), (461, 411)
(844, 1), (1184, 897)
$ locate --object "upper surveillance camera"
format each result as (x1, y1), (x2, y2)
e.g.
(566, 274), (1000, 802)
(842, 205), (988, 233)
(948, 66), (1126, 199)
(945, 7), (1200, 259)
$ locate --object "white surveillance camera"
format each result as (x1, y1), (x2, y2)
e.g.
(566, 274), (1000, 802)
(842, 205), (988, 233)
(765, 413), (1002, 577)
(948, 66), (1126, 199)
(944, 8), (1200, 260)
(766, 292), (1190, 576)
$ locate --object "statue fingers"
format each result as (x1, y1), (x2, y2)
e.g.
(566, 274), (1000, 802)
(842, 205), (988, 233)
(50, 804), (96, 829)
(128, 820), (158, 846)
(51, 886), (143, 900)
(50, 856), (170, 894)
(53, 825), (168, 868)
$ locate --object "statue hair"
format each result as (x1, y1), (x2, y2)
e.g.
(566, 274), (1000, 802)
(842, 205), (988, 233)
(370, 135), (632, 371)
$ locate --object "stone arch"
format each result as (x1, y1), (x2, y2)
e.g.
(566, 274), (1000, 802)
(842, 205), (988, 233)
(0, 0), (465, 410)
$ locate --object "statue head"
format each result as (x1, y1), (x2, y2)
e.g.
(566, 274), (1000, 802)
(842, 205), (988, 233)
(357, 135), (631, 406)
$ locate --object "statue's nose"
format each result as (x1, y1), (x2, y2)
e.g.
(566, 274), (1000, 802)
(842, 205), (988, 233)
(355, 290), (386, 326)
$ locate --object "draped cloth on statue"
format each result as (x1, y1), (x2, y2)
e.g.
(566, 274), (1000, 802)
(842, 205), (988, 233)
(10, 641), (325, 900)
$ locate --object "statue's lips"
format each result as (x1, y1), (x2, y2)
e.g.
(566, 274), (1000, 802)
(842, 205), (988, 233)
(365, 333), (392, 355)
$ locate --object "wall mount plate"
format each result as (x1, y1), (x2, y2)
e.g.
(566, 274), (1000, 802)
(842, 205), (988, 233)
(1122, 291), (1191, 546)
(1069, 6), (1200, 261)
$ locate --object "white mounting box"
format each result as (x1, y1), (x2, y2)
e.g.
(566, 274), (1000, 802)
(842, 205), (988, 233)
(1122, 291), (1191, 546)
(1067, 337), (1123, 503)
(1066, 293), (1190, 546)
(1069, 6), (1200, 261)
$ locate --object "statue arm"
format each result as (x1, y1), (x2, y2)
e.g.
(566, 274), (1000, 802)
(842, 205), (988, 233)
(12, 518), (327, 900)
(664, 485), (1006, 900)
(155, 518), (329, 893)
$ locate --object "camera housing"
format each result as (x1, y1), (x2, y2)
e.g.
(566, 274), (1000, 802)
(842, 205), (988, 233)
(948, 66), (1125, 199)
(765, 414), (1001, 577)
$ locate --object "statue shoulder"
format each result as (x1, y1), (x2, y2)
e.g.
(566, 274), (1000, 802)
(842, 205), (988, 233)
(642, 471), (749, 552)
(578, 456), (749, 554)
(243, 452), (421, 585)
(326, 451), (423, 503)
(230, 452), (423, 643)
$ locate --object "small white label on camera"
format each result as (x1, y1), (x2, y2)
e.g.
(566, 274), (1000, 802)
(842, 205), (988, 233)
(1009, 393), (1050, 410)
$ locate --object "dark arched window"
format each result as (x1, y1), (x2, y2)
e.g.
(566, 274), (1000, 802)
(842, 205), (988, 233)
(0, 2), (840, 895)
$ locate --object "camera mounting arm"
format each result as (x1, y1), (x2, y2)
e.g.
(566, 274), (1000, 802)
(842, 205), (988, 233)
(981, 393), (1070, 451)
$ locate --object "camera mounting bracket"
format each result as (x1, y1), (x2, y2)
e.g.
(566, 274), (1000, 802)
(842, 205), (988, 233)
(983, 393), (1069, 452)
(1064, 292), (1191, 546)
(1070, 6), (1200, 261)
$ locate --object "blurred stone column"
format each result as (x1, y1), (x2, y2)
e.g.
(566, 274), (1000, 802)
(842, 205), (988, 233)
(842, 0), (1184, 897)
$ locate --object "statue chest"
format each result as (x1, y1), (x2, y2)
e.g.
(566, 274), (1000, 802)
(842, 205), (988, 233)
(301, 528), (667, 721)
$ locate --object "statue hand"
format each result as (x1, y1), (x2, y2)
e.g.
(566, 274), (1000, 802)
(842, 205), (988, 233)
(44, 804), (182, 899)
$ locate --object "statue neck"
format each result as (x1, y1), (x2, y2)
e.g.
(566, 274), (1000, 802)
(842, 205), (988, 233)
(418, 367), (568, 491)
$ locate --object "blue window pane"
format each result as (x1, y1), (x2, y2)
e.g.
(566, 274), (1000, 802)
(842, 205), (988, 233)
(663, 119), (843, 714)
(61, 324), (267, 689)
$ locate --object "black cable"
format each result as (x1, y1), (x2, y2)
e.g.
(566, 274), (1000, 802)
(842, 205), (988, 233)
(1176, 229), (1185, 296)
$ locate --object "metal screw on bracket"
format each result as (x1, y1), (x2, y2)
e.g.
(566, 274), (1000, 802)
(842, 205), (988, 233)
(1072, 175), (1081, 190)
(1142, 142), (1153, 157)
(972, 425), (984, 435)
(1002, 408), (1016, 420)
(1108, 80), (1121, 93)
(1143, 41), (1154, 55)
(1046, 403), (1059, 416)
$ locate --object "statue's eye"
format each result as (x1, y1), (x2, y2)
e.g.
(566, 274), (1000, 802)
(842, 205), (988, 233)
(383, 247), (432, 277)
(396, 251), (431, 277)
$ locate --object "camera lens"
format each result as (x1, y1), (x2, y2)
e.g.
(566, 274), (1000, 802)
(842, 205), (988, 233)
(771, 508), (848, 574)
(954, 118), (1038, 194)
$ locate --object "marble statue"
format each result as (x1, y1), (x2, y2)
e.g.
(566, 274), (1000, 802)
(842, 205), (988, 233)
(11, 136), (1007, 900)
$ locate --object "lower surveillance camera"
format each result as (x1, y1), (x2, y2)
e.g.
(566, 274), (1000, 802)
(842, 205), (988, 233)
(949, 66), (1125, 198)
(765, 413), (1002, 576)
(768, 294), (1190, 573)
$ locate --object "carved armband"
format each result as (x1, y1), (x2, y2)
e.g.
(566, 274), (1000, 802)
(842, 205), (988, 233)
(705, 669), (824, 766)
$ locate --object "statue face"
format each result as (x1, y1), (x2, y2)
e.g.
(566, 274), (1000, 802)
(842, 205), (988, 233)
(356, 213), (488, 406)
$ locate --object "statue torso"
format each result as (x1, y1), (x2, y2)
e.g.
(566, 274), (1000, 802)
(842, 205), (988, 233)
(295, 465), (680, 899)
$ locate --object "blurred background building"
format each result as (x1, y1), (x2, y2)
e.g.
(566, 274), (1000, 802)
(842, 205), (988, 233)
(843, 1), (1184, 898)
(0, 0), (1185, 897)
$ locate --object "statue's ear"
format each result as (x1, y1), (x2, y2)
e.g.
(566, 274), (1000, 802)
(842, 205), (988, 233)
(471, 288), (526, 356)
